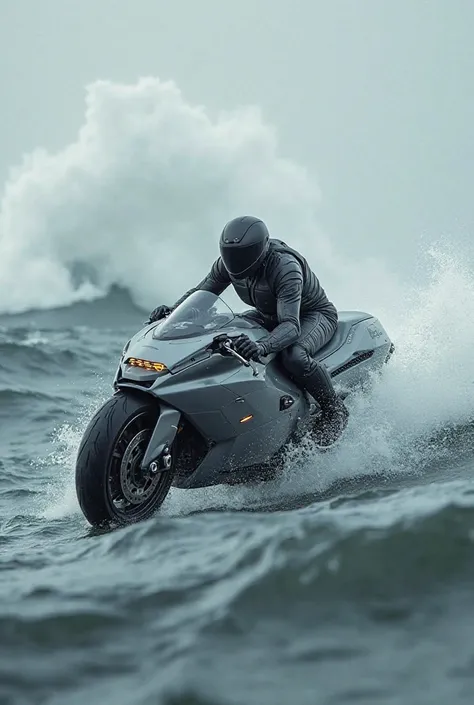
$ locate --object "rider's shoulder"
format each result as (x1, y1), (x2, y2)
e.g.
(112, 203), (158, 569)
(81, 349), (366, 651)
(267, 240), (302, 271)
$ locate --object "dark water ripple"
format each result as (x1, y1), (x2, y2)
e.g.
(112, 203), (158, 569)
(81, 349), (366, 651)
(1, 300), (474, 704)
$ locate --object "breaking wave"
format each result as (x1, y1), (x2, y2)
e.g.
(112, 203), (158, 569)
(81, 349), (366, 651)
(0, 76), (400, 316)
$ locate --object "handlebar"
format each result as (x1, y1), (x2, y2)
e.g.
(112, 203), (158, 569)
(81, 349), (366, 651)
(222, 340), (259, 376)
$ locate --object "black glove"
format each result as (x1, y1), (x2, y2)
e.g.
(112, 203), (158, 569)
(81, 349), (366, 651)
(233, 334), (265, 361)
(148, 305), (172, 323)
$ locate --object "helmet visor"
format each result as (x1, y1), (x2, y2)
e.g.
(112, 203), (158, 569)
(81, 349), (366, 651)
(220, 242), (265, 278)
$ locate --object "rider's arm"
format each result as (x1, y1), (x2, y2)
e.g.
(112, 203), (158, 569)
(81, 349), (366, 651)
(171, 258), (231, 309)
(258, 256), (303, 355)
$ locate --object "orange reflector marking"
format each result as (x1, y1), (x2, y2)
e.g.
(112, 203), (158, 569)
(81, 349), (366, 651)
(240, 414), (254, 424)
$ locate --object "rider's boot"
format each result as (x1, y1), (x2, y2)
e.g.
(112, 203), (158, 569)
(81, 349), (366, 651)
(302, 363), (349, 449)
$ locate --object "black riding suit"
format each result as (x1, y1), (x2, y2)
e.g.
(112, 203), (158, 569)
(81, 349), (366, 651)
(171, 239), (340, 410)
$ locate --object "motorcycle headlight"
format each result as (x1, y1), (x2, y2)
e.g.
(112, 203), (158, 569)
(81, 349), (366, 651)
(125, 357), (168, 373)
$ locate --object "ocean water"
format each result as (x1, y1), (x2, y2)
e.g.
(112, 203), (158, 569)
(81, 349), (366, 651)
(1, 77), (474, 705)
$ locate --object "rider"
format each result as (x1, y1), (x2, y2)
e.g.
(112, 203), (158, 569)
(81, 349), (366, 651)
(148, 216), (349, 448)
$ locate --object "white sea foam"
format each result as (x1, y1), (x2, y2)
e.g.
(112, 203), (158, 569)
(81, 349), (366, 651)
(0, 76), (401, 317)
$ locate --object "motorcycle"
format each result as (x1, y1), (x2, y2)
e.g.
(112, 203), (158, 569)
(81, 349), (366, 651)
(75, 291), (394, 526)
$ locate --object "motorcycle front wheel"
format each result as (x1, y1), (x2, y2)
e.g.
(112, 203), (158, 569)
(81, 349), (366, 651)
(75, 391), (175, 526)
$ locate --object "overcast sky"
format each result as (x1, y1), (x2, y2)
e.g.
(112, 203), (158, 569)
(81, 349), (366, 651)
(1, 0), (473, 272)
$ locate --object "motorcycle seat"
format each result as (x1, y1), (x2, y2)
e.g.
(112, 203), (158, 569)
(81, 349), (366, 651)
(314, 311), (372, 361)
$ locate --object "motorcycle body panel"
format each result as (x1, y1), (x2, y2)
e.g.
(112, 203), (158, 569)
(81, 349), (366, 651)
(114, 292), (393, 488)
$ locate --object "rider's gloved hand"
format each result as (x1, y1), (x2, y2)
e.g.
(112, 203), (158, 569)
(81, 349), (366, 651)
(233, 335), (265, 361)
(147, 305), (172, 323)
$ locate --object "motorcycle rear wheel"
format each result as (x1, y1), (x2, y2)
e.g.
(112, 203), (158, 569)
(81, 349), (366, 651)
(75, 391), (175, 526)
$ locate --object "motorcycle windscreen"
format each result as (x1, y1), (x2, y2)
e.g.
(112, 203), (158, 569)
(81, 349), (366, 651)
(152, 291), (235, 340)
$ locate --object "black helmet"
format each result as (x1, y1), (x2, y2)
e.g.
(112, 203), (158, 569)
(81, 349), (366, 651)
(219, 216), (270, 278)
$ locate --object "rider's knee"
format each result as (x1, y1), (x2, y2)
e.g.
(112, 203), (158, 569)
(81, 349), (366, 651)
(280, 344), (310, 377)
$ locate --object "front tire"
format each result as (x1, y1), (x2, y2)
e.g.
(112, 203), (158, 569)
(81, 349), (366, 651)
(75, 391), (175, 526)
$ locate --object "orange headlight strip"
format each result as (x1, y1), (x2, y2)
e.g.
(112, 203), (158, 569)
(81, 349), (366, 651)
(126, 357), (167, 373)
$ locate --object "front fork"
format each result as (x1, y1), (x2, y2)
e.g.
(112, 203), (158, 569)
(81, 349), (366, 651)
(140, 404), (181, 471)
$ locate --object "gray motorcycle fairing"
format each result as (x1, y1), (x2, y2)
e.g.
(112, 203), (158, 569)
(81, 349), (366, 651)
(114, 292), (393, 488)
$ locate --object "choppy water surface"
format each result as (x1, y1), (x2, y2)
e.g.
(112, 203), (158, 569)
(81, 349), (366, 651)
(1, 295), (474, 705)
